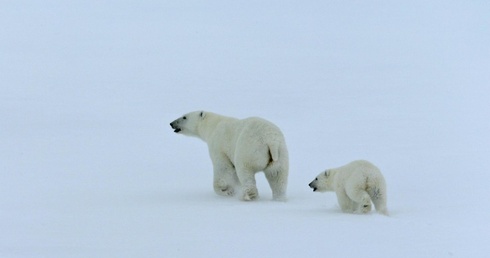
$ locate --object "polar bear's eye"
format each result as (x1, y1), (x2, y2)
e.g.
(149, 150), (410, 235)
(315, 178), (318, 181)
(183, 116), (187, 120)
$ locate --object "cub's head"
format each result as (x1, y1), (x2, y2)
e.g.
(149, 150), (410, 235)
(170, 111), (206, 137)
(308, 170), (333, 192)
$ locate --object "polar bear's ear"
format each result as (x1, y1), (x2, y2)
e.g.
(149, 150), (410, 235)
(200, 111), (205, 118)
(324, 170), (329, 177)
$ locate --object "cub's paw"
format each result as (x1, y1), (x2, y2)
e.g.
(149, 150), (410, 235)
(359, 202), (372, 213)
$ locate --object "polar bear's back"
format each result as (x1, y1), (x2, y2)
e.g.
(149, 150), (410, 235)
(232, 117), (287, 171)
(240, 117), (285, 139)
(336, 160), (384, 188)
(339, 160), (379, 173)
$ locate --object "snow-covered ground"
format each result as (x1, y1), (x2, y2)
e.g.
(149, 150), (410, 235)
(1, 1), (489, 257)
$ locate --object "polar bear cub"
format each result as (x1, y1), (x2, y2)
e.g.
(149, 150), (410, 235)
(309, 160), (388, 215)
(170, 111), (289, 201)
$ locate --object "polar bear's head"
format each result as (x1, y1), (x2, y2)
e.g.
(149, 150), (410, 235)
(170, 111), (206, 137)
(308, 170), (334, 192)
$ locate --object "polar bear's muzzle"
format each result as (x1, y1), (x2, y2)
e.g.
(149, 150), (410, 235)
(170, 121), (181, 133)
(308, 181), (318, 192)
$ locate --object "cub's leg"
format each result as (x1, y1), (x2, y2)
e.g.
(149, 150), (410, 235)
(345, 185), (372, 214)
(336, 188), (356, 213)
(369, 186), (389, 215)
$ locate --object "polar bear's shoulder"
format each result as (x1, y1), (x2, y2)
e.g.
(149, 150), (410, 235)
(241, 116), (280, 129)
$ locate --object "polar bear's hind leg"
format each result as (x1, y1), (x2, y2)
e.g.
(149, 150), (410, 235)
(235, 165), (259, 201)
(264, 168), (287, 201)
(370, 186), (389, 215)
(264, 144), (288, 201)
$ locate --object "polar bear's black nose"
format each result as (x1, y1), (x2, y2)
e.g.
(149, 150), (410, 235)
(170, 122), (181, 133)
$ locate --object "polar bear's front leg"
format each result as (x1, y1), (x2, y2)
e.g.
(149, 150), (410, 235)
(336, 189), (356, 213)
(211, 156), (238, 197)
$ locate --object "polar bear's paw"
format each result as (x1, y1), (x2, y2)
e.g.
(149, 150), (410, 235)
(357, 202), (372, 214)
(214, 180), (235, 197)
(219, 186), (235, 196)
(242, 186), (259, 201)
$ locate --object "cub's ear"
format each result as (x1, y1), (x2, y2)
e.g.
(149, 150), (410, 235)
(324, 170), (329, 177)
(200, 111), (205, 118)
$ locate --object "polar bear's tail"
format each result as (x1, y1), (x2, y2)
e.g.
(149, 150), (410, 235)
(268, 142), (280, 163)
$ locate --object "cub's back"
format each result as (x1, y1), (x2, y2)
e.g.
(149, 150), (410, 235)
(336, 160), (382, 182)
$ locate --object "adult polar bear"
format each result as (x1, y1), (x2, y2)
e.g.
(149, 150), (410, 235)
(309, 160), (388, 215)
(170, 111), (289, 201)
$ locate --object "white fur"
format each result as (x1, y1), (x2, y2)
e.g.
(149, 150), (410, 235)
(170, 111), (289, 201)
(309, 160), (388, 215)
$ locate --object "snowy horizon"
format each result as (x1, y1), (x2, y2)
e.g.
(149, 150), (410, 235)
(1, 1), (489, 257)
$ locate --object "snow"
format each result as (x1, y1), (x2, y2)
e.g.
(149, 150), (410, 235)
(1, 1), (490, 257)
